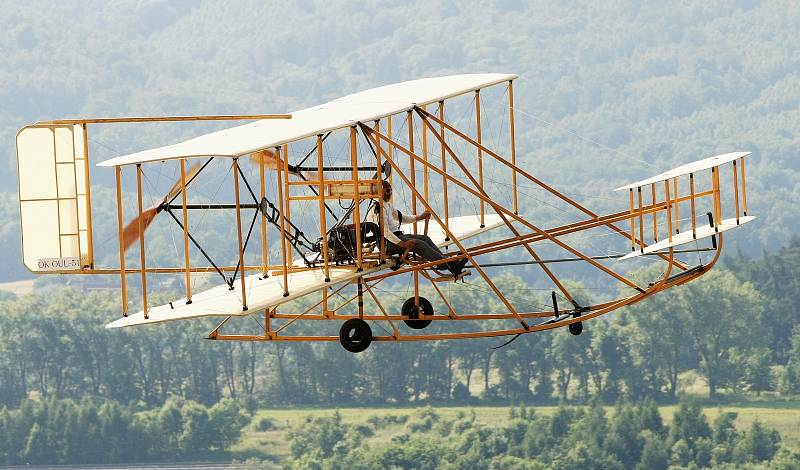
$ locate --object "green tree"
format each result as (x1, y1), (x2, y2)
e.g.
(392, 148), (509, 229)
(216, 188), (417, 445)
(733, 420), (781, 464)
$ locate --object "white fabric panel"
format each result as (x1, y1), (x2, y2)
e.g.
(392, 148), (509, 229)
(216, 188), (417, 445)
(619, 216), (755, 260)
(106, 214), (505, 329)
(56, 163), (77, 198)
(98, 74), (516, 167)
(54, 127), (74, 163)
(615, 152), (750, 191)
(61, 234), (79, 257)
(17, 127), (57, 200)
(20, 201), (61, 270)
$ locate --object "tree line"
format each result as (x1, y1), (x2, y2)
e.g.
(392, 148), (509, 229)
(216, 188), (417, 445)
(1, 238), (798, 408)
(0, 396), (249, 466)
(272, 403), (794, 470)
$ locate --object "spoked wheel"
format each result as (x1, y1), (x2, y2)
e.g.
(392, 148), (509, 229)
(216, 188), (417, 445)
(569, 320), (583, 336)
(339, 319), (373, 353)
(402, 296), (433, 330)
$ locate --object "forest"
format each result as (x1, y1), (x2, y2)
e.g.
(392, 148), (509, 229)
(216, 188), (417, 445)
(1, 239), (800, 467)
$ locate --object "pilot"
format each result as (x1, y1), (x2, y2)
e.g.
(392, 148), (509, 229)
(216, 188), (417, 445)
(371, 181), (468, 276)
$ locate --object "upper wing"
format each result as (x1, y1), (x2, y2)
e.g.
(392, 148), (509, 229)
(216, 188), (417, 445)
(105, 214), (504, 329)
(96, 74), (516, 167)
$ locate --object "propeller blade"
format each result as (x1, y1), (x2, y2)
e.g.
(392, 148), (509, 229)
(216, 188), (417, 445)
(121, 205), (159, 252)
(121, 160), (204, 252)
(249, 149), (315, 179)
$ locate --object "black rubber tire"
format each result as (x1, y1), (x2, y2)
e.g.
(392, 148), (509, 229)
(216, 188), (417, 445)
(569, 321), (583, 336)
(339, 319), (373, 353)
(402, 296), (433, 330)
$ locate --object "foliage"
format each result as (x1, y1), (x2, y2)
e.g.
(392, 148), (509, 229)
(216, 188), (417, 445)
(0, 397), (250, 465)
(280, 403), (788, 469)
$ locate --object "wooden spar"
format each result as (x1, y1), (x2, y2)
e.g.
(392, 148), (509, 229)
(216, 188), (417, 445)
(712, 166), (722, 231)
(365, 126), (529, 329)
(733, 161), (741, 224)
(673, 178), (680, 233)
(418, 116), (576, 303)
(665, 180), (673, 243)
(350, 126), (363, 271)
(233, 158), (247, 310)
(651, 183), (658, 242)
(415, 107), (687, 271)
(135, 164), (148, 318)
(406, 112), (421, 307)
(42, 114), (292, 124)
(690, 173), (697, 238)
(317, 135), (331, 283)
(283, 144), (292, 263)
(52, 130), (62, 258)
(407, 111), (418, 235)
(638, 187), (644, 253)
(740, 156), (748, 215)
(388, 115), (394, 203)
(438, 101), (449, 234)
(275, 147), (290, 296)
(259, 145), (268, 277)
(180, 160), (192, 303)
(629, 189), (635, 251)
(81, 124), (94, 268)
(114, 166), (128, 316)
(508, 80), (518, 214)
(475, 90), (485, 227)
(421, 104), (429, 202)
(369, 120), (644, 293)
(374, 121), (386, 264)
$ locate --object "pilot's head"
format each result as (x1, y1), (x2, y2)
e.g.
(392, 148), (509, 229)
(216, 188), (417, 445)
(381, 180), (392, 202)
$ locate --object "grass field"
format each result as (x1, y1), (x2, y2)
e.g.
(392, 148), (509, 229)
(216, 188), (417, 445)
(231, 402), (800, 462)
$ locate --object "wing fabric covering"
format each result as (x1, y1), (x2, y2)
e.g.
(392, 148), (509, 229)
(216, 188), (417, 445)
(97, 74), (517, 167)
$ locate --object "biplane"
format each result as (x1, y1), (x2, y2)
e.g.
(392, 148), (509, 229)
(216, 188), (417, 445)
(16, 73), (754, 352)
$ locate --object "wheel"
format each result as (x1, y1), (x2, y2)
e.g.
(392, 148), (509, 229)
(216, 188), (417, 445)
(339, 319), (373, 353)
(402, 296), (433, 329)
(569, 321), (583, 336)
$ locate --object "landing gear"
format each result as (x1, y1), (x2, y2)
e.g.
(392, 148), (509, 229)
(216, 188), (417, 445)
(569, 320), (583, 336)
(339, 319), (373, 353)
(402, 296), (433, 329)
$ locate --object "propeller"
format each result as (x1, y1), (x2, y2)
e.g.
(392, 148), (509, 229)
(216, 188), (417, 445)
(122, 150), (316, 253)
(121, 161), (204, 252)
(249, 148), (318, 181)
